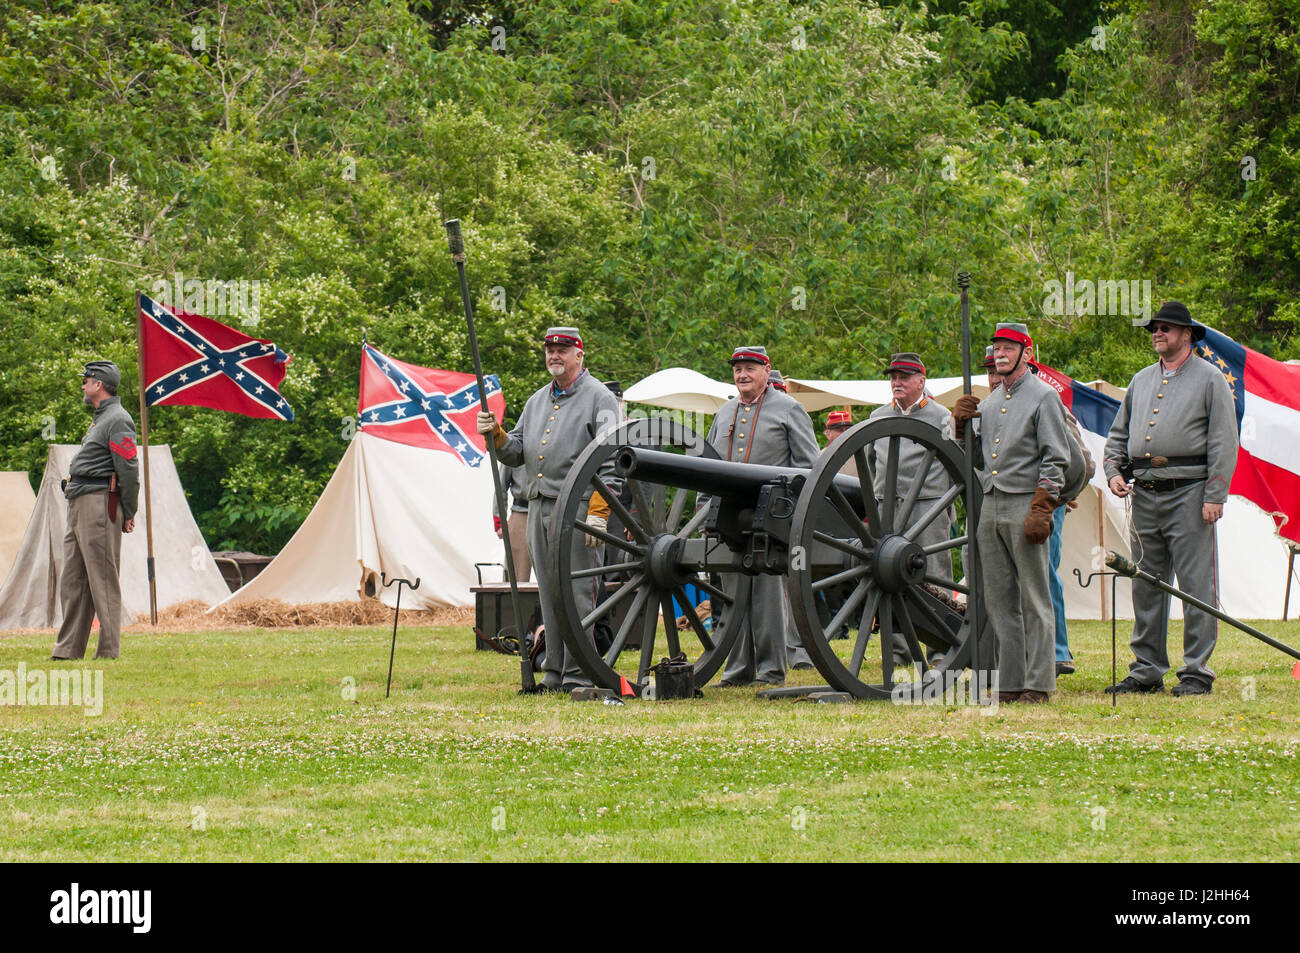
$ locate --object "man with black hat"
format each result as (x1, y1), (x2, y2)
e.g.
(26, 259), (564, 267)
(708, 346), (820, 685)
(478, 326), (620, 691)
(1103, 301), (1238, 696)
(866, 353), (955, 668)
(51, 361), (139, 661)
(953, 324), (1073, 703)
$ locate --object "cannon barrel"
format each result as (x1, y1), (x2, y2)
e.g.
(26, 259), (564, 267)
(615, 446), (865, 509)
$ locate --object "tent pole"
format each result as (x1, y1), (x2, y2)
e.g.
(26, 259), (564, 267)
(1093, 381), (1107, 621)
(135, 291), (157, 624)
(1285, 546), (1296, 621)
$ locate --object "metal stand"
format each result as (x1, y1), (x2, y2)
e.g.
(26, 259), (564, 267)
(1074, 567), (1119, 706)
(382, 573), (420, 698)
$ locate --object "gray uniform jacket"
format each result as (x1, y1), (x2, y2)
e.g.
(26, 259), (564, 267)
(866, 396), (953, 499)
(492, 463), (530, 520)
(497, 370), (622, 502)
(973, 370), (1071, 496)
(64, 397), (140, 521)
(1103, 355), (1239, 503)
(706, 385), (820, 468)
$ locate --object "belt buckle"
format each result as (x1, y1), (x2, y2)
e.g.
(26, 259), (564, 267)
(1137, 479), (1157, 491)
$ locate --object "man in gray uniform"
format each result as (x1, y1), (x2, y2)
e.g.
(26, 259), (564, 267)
(953, 323), (1072, 703)
(866, 353), (956, 667)
(478, 327), (620, 692)
(708, 346), (820, 686)
(492, 462), (531, 583)
(1103, 301), (1238, 696)
(52, 361), (139, 661)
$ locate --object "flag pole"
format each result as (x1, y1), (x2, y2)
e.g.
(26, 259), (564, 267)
(134, 291), (158, 624)
(445, 219), (537, 693)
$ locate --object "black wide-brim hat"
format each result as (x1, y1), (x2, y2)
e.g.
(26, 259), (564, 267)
(1143, 301), (1206, 342)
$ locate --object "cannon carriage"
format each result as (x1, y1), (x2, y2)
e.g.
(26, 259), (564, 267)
(547, 415), (993, 699)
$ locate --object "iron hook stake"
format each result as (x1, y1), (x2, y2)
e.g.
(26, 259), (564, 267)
(382, 573), (421, 698)
(1074, 567), (1120, 706)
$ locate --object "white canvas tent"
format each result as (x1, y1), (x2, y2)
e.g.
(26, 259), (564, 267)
(624, 367), (737, 413)
(0, 445), (230, 629)
(213, 431), (504, 611)
(0, 471), (37, 583)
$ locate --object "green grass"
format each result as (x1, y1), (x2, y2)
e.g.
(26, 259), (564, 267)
(1, 620), (1298, 861)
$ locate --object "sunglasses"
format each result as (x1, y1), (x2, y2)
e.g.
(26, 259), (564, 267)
(1149, 323), (1181, 334)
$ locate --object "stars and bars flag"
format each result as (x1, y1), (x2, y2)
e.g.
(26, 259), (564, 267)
(1197, 327), (1300, 545)
(1031, 360), (1121, 486)
(358, 343), (504, 466)
(138, 293), (294, 420)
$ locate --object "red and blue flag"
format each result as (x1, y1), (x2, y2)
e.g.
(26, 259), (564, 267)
(358, 343), (504, 466)
(139, 294), (294, 420)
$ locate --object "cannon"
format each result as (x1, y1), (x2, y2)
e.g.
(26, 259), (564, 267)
(547, 414), (993, 698)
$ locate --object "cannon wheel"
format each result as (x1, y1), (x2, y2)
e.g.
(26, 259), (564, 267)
(549, 417), (737, 694)
(788, 416), (985, 699)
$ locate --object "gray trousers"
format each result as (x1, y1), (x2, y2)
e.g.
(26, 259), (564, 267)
(1128, 482), (1219, 686)
(721, 573), (789, 685)
(978, 489), (1055, 694)
(528, 496), (596, 689)
(53, 491), (123, 660)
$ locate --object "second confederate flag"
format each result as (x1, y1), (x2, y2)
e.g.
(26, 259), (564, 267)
(358, 343), (504, 466)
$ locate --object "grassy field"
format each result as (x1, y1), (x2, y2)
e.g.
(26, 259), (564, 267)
(1, 619), (1298, 862)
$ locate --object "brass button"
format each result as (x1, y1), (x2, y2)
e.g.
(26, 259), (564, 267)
(992, 470), (998, 475)
(1157, 393), (1164, 399)
(553, 404), (559, 409)
(738, 433), (745, 438)
(539, 454), (544, 460)
(994, 437), (1000, 444)
(548, 416), (555, 421)
(537, 472), (543, 478)
(541, 440), (547, 445)
(1145, 436), (1151, 442)
(1161, 380), (1168, 385)
(740, 419), (748, 425)
(1153, 409), (1159, 414)
(1144, 452), (1151, 458)
(991, 453), (998, 459)
(1001, 408), (1007, 414)
(1149, 421), (1155, 426)
(545, 428), (551, 433)
(1005, 393), (1011, 400)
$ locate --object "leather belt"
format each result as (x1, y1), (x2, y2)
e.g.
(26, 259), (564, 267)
(1134, 477), (1205, 493)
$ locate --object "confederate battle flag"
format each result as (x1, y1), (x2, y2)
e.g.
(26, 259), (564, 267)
(357, 343), (504, 466)
(138, 294), (294, 420)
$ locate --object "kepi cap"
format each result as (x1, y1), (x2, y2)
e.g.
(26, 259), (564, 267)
(886, 352), (926, 375)
(544, 326), (583, 349)
(826, 410), (852, 429)
(991, 322), (1033, 348)
(729, 345), (771, 366)
(81, 360), (120, 390)
(769, 369), (788, 392)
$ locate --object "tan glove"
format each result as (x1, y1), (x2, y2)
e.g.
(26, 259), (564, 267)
(476, 411), (506, 448)
(1023, 487), (1058, 544)
(952, 394), (981, 441)
(585, 515), (607, 548)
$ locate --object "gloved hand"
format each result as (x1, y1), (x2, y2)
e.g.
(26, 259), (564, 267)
(1023, 487), (1058, 544)
(585, 514), (607, 547)
(476, 411), (506, 448)
(952, 394), (981, 441)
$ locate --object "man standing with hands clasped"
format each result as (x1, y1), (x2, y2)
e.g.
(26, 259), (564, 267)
(1103, 302), (1238, 697)
(477, 326), (619, 692)
(52, 361), (139, 661)
(952, 323), (1072, 704)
